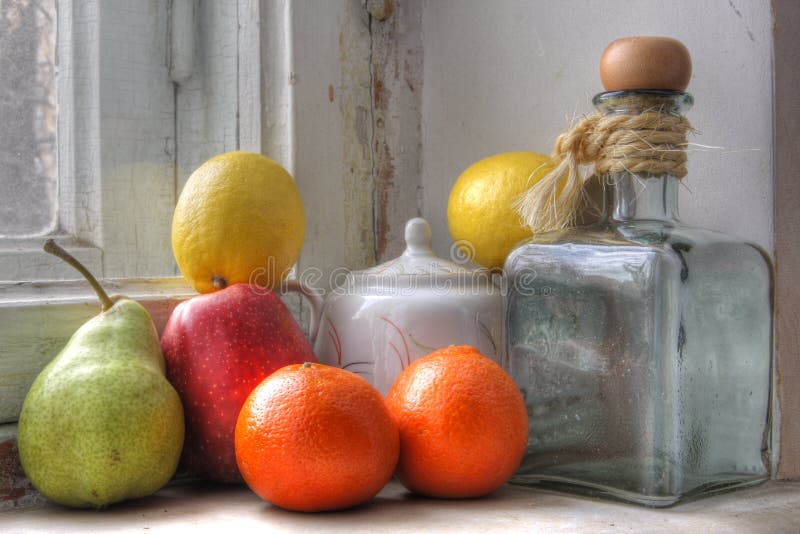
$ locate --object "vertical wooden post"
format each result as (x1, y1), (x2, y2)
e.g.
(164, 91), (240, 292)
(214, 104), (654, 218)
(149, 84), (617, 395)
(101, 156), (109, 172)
(774, 0), (800, 480)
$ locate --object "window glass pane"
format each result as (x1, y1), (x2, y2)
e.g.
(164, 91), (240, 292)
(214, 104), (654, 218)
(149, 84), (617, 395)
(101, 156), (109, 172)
(0, 0), (57, 237)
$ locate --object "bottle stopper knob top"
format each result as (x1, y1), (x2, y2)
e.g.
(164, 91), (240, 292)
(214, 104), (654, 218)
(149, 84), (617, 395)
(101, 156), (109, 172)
(600, 36), (692, 92)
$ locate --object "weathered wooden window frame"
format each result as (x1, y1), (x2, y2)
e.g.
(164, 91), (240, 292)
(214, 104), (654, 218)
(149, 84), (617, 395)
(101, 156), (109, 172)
(0, 0), (271, 422)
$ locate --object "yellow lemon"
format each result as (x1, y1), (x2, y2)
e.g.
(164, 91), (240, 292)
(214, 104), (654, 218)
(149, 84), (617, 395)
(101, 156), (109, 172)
(172, 151), (305, 293)
(447, 151), (553, 270)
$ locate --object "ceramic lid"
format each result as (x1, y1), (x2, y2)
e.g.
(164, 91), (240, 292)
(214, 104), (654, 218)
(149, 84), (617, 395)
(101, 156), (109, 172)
(342, 218), (493, 292)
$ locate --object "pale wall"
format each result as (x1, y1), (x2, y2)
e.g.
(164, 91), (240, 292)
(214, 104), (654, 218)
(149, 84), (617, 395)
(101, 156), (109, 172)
(419, 0), (775, 257)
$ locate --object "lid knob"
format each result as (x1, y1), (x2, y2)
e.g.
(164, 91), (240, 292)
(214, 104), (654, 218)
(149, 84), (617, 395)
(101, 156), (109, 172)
(600, 36), (692, 92)
(404, 217), (433, 255)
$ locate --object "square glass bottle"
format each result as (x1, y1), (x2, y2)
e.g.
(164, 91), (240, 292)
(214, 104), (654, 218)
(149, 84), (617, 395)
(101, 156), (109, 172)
(504, 89), (773, 506)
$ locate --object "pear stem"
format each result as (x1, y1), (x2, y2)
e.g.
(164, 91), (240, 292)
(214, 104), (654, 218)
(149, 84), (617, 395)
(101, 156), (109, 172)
(44, 239), (114, 311)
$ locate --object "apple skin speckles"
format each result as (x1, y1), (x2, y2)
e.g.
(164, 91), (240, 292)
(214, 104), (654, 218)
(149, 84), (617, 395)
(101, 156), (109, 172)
(160, 283), (317, 483)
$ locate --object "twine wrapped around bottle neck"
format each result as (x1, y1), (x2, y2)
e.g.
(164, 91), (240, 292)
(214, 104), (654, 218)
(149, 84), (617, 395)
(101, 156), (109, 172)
(516, 111), (693, 234)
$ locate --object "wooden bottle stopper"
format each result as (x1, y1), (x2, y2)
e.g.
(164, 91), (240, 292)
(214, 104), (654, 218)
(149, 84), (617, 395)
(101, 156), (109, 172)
(600, 36), (692, 92)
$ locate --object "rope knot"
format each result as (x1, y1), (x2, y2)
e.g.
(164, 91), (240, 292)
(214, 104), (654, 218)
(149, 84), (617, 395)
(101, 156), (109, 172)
(516, 110), (693, 234)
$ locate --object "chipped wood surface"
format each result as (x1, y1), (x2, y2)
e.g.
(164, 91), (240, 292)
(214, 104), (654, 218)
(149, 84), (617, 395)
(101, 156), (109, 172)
(285, 0), (426, 337)
(368, 0), (424, 262)
(290, 0), (425, 277)
(334, 0), (376, 271)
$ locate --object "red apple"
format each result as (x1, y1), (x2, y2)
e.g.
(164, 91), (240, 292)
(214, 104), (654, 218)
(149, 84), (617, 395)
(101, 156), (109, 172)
(161, 283), (316, 483)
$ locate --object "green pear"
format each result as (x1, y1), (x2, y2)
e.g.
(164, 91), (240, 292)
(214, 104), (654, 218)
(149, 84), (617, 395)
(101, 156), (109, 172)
(17, 240), (184, 508)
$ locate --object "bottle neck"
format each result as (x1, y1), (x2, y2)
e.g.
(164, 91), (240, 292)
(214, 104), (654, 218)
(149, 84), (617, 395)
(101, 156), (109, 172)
(603, 173), (680, 223)
(592, 90), (690, 224)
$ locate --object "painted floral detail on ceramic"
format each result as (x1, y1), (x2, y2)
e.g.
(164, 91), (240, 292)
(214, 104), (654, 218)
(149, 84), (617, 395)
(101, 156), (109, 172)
(380, 316), (411, 370)
(310, 218), (505, 395)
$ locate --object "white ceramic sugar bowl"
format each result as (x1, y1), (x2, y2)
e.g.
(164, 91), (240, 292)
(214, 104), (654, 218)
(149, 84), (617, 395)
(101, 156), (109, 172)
(307, 218), (504, 395)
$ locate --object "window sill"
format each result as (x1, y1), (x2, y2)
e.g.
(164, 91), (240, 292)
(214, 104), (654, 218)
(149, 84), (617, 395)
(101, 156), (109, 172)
(2, 479), (799, 532)
(0, 238), (102, 283)
(0, 277), (196, 424)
